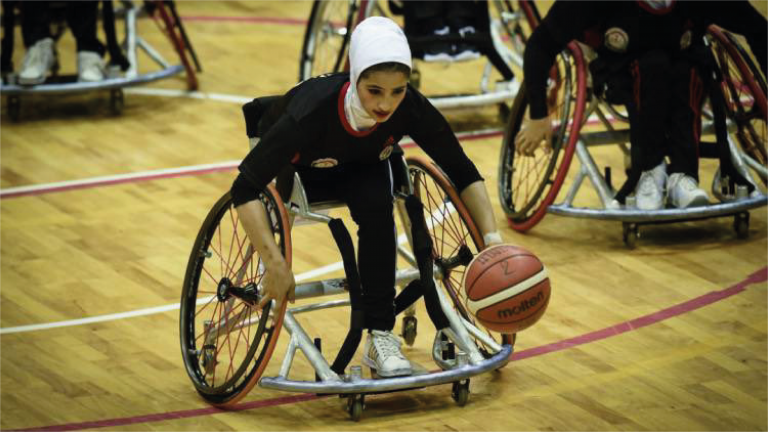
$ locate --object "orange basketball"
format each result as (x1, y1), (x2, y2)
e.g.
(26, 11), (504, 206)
(463, 244), (550, 333)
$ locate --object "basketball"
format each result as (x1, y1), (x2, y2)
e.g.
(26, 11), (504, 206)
(463, 244), (551, 334)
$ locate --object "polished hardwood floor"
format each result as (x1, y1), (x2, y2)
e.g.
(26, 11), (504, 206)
(1, 1), (766, 430)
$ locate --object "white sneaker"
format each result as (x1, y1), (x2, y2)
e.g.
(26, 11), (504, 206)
(667, 173), (709, 208)
(19, 38), (57, 85)
(635, 162), (667, 210)
(363, 330), (412, 377)
(77, 51), (105, 82)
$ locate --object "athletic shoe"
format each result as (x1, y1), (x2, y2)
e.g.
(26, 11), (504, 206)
(635, 162), (667, 210)
(77, 51), (105, 82)
(362, 330), (412, 377)
(19, 38), (57, 85)
(667, 173), (709, 208)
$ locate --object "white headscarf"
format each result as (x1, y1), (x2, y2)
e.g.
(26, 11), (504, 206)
(344, 17), (412, 131)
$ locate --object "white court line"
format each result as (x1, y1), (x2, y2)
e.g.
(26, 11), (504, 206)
(0, 203), (455, 335)
(0, 262), (341, 335)
(125, 87), (252, 104)
(0, 161), (241, 199)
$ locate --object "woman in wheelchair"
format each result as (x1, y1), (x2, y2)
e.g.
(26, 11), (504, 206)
(515, 0), (766, 211)
(229, 17), (502, 378)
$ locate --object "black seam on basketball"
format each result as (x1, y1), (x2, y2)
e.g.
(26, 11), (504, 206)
(466, 256), (543, 298)
(476, 282), (550, 323)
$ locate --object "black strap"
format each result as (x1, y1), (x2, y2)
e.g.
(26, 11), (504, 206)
(403, 195), (449, 330)
(327, 218), (365, 375)
(102, 1), (130, 71)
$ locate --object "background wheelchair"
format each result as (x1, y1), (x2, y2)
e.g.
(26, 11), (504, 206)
(299, 0), (541, 118)
(179, 98), (514, 420)
(0, 0), (201, 120)
(497, 26), (768, 248)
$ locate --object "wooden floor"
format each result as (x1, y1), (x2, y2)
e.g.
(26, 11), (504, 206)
(1, 1), (766, 430)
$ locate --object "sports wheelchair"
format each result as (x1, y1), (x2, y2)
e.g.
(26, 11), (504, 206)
(498, 27), (768, 248)
(180, 98), (514, 420)
(0, 0), (200, 120)
(300, 0), (541, 115)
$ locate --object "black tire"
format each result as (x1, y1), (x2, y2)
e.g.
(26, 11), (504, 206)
(180, 185), (291, 407)
(299, 0), (362, 81)
(497, 43), (588, 232)
(406, 156), (514, 358)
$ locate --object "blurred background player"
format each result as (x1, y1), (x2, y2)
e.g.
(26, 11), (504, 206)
(515, 0), (766, 210)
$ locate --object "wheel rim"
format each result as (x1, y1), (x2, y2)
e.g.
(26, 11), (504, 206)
(180, 190), (289, 404)
(499, 49), (578, 227)
(710, 28), (767, 185)
(300, 0), (357, 80)
(408, 158), (511, 356)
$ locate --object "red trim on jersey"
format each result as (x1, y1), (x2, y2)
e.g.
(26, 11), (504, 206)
(636, 0), (676, 15)
(338, 81), (379, 137)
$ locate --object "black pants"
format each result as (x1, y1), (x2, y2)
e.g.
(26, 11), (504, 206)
(626, 49), (704, 179)
(595, 49), (705, 201)
(20, 1), (104, 55)
(298, 160), (397, 331)
(402, 1), (486, 36)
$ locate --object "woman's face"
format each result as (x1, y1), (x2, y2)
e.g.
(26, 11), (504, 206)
(356, 70), (408, 123)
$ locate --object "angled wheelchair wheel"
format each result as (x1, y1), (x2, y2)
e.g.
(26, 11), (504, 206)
(490, 0), (540, 60)
(180, 185), (291, 407)
(406, 156), (514, 358)
(498, 42), (588, 232)
(299, 0), (371, 81)
(708, 26), (767, 186)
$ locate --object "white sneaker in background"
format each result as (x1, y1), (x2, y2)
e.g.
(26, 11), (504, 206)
(77, 51), (105, 82)
(362, 330), (412, 377)
(667, 173), (710, 208)
(635, 161), (667, 210)
(19, 38), (57, 85)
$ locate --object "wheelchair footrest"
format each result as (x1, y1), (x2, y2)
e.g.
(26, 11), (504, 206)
(259, 345), (512, 394)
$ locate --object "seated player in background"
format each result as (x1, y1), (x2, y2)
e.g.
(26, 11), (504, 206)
(515, 0), (766, 210)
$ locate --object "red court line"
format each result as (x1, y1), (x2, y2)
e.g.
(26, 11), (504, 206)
(13, 266), (767, 432)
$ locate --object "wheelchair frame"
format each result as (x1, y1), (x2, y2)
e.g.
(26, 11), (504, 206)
(497, 29), (768, 248)
(1, 0), (200, 120)
(180, 153), (514, 421)
(299, 0), (541, 113)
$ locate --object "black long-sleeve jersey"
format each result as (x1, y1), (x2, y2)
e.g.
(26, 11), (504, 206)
(524, 0), (767, 119)
(237, 72), (482, 194)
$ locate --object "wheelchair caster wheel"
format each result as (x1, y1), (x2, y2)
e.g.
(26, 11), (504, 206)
(110, 89), (124, 115)
(622, 223), (638, 249)
(8, 95), (20, 122)
(346, 394), (364, 422)
(451, 380), (470, 407)
(401, 316), (417, 346)
(734, 212), (749, 239)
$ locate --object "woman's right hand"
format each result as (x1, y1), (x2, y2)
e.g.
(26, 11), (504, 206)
(258, 258), (296, 309)
(515, 116), (552, 157)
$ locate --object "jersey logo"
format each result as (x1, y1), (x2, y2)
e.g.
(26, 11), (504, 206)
(604, 27), (629, 53)
(311, 158), (338, 168)
(379, 136), (395, 160)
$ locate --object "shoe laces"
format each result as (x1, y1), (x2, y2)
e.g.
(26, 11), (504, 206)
(637, 172), (660, 196)
(371, 331), (404, 360)
(22, 40), (52, 70)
